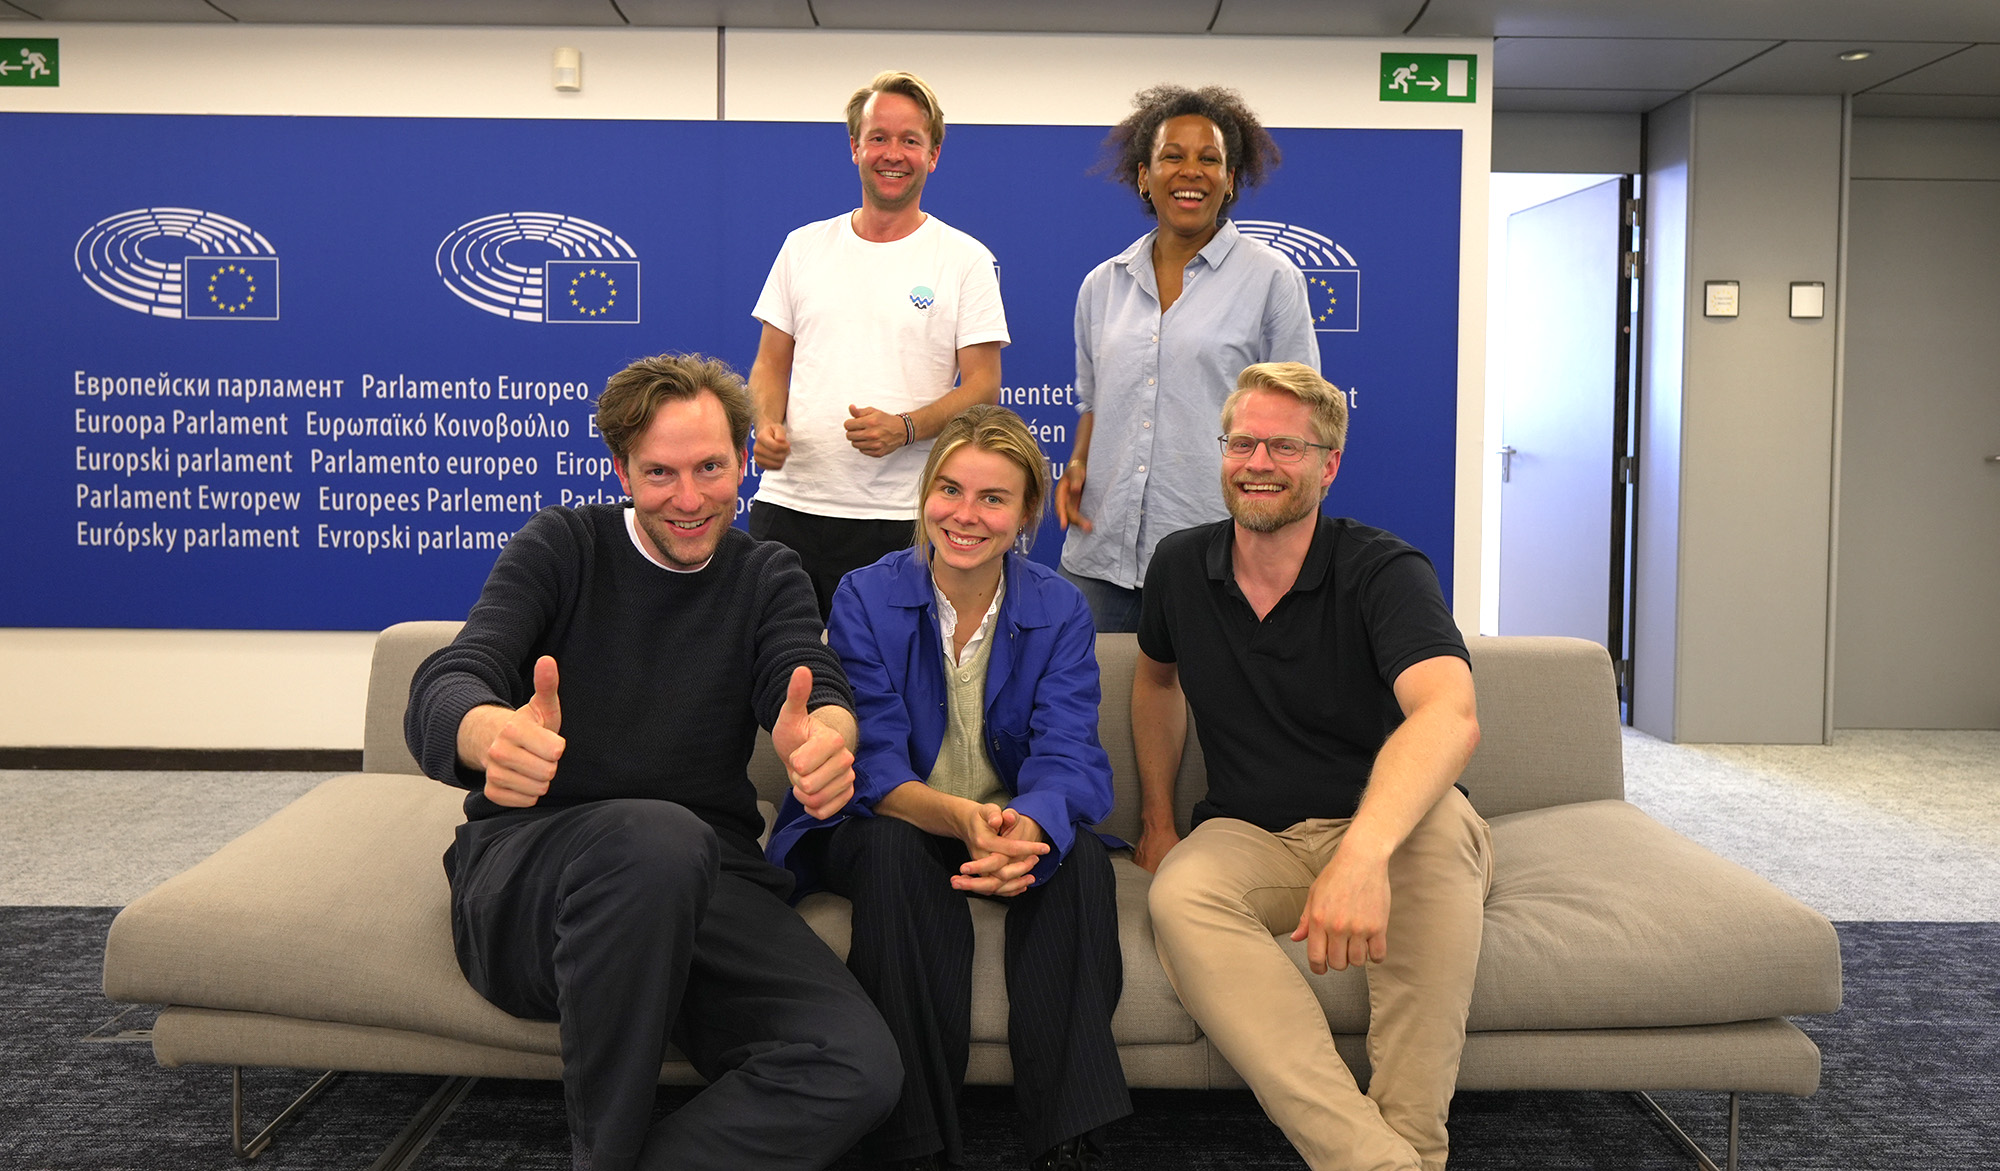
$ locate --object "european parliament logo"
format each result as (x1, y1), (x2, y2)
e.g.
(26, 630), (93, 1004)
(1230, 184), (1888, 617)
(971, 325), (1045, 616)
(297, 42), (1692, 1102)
(1235, 220), (1360, 334)
(74, 208), (281, 321)
(437, 213), (640, 324)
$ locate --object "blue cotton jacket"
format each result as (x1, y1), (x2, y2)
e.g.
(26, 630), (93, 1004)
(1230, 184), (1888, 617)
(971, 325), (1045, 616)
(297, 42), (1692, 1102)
(765, 548), (1116, 895)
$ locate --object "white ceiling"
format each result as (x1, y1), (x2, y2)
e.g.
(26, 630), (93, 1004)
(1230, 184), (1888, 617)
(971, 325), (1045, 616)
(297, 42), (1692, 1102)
(3, 0), (1995, 116)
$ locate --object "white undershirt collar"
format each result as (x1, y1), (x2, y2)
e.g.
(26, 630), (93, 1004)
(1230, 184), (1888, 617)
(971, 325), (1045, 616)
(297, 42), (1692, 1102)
(936, 575), (1005, 667)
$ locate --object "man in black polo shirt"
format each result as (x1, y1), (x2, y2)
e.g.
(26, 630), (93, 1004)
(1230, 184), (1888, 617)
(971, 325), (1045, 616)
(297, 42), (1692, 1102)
(1131, 361), (1491, 1171)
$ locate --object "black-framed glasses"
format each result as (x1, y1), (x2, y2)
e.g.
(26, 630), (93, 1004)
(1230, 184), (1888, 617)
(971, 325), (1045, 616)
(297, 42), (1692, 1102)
(1218, 433), (1334, 463)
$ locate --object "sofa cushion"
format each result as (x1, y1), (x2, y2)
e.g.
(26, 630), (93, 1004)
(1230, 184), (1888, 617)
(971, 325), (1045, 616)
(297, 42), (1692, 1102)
(1274, 801), (1842, 1033)
(104, 778), (1840, 1060)
(105, 773), (558, 1056)
(108, 774), (1202, 1051)
(1469, 800), (1842, 1028)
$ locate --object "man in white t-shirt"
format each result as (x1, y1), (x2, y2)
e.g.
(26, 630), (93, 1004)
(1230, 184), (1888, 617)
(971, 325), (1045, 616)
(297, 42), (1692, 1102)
(748, 69), (1011, 618)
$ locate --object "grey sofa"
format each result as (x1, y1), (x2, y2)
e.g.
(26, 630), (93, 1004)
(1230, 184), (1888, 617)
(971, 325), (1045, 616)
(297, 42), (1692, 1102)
(102, 624), (1841, 1167)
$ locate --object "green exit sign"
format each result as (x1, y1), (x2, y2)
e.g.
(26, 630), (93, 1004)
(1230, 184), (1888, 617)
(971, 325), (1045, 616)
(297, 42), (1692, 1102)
(1380, 53), (1475, 103)
(0, 39), (58, 87)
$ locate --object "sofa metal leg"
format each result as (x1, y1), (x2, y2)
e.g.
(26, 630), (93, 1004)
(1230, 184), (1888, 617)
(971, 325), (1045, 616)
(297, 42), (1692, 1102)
(366, 1075), (480, 1171)
(229, 1067), (478, 1167)
(232, 1065), (341, 1159)
(1633, 1090), (1740, 1171)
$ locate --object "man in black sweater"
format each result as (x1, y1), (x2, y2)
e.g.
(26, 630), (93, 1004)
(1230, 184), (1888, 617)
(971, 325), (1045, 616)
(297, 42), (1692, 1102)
(405, 353), (900, 1171)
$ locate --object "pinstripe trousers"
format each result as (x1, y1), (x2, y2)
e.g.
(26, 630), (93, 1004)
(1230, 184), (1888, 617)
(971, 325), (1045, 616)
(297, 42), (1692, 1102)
(811, 815), (1132, 1164)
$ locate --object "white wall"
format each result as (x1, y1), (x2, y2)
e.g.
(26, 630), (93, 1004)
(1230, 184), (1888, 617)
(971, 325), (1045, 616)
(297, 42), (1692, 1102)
(1, 24), (1491, 749)
(0, 25), (719, 118)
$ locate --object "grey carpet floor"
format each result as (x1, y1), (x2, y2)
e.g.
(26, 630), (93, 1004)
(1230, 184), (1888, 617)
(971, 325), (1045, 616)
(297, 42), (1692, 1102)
(1620, 728), (2000, 920)
(0, 770), (330, 905)
(3, 731), (1994, 1166)
(4, 909), (1994, 1170)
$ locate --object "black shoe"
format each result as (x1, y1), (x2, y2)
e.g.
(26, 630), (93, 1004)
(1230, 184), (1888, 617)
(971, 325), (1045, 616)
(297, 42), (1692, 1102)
(1031, 1133), (1104, 1170)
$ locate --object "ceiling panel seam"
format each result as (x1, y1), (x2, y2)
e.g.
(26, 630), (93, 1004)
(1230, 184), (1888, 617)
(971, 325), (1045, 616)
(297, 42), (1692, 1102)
(1503, 36), (1801, 44)
(1402, 0), (1434, 38)
(1856, 42), (1980, 95)
(1689, 40), (1783, 94)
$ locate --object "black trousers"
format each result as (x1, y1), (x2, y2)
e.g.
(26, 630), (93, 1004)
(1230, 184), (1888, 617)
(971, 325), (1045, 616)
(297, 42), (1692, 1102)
(749, 501), (915, 621)
(447, 799), (902, 1171)
(810, 815), (1132, 1163)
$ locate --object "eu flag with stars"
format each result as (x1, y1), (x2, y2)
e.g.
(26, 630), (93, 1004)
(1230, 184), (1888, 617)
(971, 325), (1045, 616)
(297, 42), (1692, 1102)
(1304, 268), (1360, 333)
(545, 260), (640, 324)
(183, 256), (280, 320)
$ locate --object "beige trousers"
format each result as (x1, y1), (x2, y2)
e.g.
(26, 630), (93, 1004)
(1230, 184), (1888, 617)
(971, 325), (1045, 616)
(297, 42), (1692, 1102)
(1148, 789), (1493, 1171)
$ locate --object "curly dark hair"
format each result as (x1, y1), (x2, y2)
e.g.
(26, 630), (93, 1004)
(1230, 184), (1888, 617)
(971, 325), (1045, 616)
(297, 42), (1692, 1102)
(1100, 84), (1282, 217)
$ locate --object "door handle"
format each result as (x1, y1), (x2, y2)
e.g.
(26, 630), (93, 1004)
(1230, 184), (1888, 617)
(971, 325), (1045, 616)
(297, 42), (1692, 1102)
(1497, 446), (1516, 483)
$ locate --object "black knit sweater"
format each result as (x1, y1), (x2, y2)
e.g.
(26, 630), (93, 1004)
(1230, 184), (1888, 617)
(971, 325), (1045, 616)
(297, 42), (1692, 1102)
(404, 505), (852, 858)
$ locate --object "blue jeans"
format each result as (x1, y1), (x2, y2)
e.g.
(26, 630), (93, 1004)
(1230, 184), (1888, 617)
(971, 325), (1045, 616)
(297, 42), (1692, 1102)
(1058, 568), (1144, 634)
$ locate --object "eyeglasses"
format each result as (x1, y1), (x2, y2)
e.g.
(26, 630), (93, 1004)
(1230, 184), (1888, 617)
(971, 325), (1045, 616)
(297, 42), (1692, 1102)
(1217, 433), (1334, 463)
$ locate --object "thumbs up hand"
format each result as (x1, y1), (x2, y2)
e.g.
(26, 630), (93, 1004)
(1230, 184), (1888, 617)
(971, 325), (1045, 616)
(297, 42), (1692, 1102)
(771, 665), (857, 820)
(470, 655), (566, 808)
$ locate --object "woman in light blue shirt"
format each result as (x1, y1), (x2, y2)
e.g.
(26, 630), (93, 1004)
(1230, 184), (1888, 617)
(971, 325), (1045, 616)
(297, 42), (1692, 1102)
(1057, 85), (1320, 631)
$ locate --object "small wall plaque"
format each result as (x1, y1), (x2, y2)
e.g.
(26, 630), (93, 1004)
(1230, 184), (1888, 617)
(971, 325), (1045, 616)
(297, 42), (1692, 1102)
(1790, 281), (1825, 319)
(1704, 281), (1739, 318)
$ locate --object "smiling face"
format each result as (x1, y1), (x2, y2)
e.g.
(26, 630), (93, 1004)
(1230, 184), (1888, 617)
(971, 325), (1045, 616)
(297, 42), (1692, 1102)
(851, 90), (940, 214)
(613, 389), (747, 570)
(1221, 388), (1341, 535)
(922, 444), (1029, 591)
(1140, 113), (1233, 238)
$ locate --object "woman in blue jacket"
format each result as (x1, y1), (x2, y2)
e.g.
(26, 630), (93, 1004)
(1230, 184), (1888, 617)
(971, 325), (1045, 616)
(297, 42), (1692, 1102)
(767, 404), (1129, 1171)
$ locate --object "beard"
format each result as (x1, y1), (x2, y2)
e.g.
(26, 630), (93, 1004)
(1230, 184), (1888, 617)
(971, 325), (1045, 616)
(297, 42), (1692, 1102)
(636, 508), (724, 569)
(1223, 471), (1322, 534)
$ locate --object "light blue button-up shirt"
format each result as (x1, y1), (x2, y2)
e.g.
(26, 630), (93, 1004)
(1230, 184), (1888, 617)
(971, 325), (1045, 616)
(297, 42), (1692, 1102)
(1061, 219), (1320, 589)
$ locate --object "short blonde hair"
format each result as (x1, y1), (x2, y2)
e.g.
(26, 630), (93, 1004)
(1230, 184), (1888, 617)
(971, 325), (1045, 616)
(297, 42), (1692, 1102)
(913, 405), (1050, 562)
(846, 70), (946, 148)
(1222, 361), (1350, 452)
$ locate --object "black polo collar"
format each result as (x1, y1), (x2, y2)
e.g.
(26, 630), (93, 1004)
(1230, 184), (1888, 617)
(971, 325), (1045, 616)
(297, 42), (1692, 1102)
(1203, 515), (1337, 600)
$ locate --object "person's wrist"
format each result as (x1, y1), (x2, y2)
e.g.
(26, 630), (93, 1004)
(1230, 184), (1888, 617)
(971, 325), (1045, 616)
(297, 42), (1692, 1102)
(898, 412), (915, 449)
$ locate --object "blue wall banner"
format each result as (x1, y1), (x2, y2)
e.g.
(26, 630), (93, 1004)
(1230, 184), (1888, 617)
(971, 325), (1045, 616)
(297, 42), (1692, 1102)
(1, 113), (1461, 630)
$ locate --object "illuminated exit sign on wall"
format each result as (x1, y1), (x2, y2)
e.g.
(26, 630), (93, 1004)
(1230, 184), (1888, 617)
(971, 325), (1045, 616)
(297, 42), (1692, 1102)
(1381, 53), (1474, 103)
